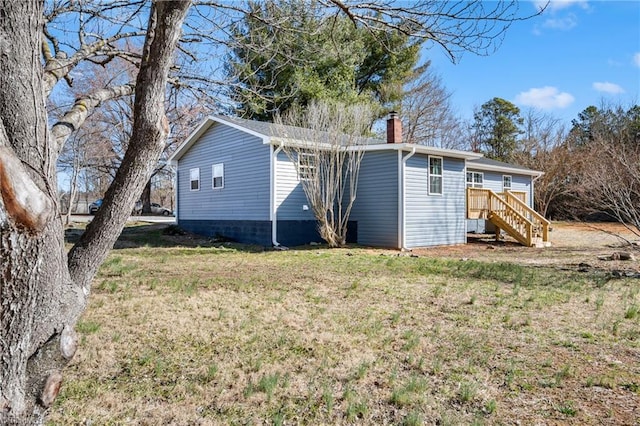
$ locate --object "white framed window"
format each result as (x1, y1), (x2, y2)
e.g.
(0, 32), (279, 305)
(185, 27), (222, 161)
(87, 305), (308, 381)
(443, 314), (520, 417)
(212, 163), (224, 189)
(297, 151), (315, 181)
(428, 156), (443, 195)
(189, 168), (200, 191)
(466, 171), (484, 188)
(502, 175), (512, 191)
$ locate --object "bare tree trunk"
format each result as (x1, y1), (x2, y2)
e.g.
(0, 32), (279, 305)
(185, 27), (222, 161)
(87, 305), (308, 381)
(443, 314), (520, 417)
(142, 178), (153, 214)
(64, 152), (82, 226)
(0, 1), (190, 423)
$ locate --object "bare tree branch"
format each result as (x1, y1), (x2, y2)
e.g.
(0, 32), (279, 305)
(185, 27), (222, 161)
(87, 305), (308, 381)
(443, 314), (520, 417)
(67, 1), (191, 287)
(52, 83), (135, 154)
(274, 101), (374, 247)
(43, 31), (146, 95)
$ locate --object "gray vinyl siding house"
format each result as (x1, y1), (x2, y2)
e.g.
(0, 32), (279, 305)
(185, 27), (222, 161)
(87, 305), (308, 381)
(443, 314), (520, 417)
(170, 115), (542, 249)
(404, 156), (467, 247)
(466, 157), (541, 234)
(175, 118), (273, 244)
(349, 151), (398, 247)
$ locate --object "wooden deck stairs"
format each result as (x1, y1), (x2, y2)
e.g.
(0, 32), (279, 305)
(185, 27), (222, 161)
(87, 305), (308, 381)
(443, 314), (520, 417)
(467, 188), (551, 247)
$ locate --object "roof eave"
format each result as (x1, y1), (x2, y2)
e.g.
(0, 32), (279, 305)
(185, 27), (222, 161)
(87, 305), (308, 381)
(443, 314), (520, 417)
(169, 115), (271, 163)
(467, 162), (543, 177)
(362, 143), (484, 160)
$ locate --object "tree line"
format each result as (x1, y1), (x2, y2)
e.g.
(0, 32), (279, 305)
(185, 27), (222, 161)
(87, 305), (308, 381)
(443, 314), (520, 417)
(471, 98), (639, 237)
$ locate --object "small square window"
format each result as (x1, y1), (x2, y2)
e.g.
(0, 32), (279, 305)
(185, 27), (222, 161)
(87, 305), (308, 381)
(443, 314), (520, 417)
(503, 175), (512, 191)
(212, 163), (224, 189)
(466, 172), (483, 188)
(429, 156), (443, 195)
(298, 151), (315, 181)
(189, 168), (200, 191)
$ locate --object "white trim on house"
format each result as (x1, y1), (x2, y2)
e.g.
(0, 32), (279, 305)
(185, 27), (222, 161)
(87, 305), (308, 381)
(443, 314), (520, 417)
(463, 163), (467, 244)
(265, 138), (483, 161)
(397, 150), (403, 249)
(270, 143), (284, 247)
(502, 174), (512, 191)
(400, 147), (416, 250)
(428, 155), (443, 196)
(362, 143), (482, 160)
(212, 163), (224, 189)
(297, 151), (315, 181)
(466, 161), (543, 177)
(170, 116), (271, 164)
(466, 171), (484, 188)
(173, 165), (179, 221)
(189, 168), (200, 191)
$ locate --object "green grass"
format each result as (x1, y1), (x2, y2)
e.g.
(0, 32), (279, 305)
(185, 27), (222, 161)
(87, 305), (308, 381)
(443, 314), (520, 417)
(625, 304), (639, 319)
(49, 224), (640, 425)
(75, 320), (101, 334)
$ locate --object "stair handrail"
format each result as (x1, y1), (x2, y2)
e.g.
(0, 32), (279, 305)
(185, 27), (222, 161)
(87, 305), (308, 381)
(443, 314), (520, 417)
(503, 191), (550, 241)
(488, 190), (534, 246)
(488, 209), (532, 246)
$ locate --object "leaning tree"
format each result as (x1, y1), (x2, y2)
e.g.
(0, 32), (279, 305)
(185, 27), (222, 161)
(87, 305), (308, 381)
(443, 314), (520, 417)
(0, 1), (191, 423)
(0, 0), (543, 422)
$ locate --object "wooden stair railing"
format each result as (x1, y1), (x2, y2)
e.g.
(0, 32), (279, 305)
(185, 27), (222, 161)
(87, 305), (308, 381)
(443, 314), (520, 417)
(486, 190), (535, 246)
(467, 188), (550, 247)
(502, 191), (550, 243)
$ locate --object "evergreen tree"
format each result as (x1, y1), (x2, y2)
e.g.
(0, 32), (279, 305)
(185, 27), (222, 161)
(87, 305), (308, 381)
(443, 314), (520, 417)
(473, 97), (523, 161)
(226, 0), (420, 121)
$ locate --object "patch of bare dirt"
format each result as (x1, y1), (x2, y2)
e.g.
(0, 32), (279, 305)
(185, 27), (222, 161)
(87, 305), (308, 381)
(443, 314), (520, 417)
(413, 222), (640, 275)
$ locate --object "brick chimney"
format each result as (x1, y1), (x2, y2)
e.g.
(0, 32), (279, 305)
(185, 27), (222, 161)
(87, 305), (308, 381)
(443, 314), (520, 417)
(386, 111), (402, 144)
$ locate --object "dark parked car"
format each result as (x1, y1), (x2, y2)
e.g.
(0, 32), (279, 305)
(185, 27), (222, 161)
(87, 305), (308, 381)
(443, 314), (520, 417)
(88, 199), (102, 214)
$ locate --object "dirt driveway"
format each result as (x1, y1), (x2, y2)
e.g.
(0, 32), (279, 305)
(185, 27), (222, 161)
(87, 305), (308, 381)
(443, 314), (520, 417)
(414, 222), (640, 273)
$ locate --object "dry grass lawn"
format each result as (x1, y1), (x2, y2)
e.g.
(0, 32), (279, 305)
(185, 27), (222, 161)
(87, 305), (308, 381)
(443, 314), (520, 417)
(49, 222), (640, 425)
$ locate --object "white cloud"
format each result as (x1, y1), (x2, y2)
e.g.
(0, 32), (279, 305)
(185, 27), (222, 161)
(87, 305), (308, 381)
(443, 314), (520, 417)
(534, 0), (589, 12)
(533, 0), (589, 34)
(593, 82), (625, 94)
(542, 14), (578, 30)
(607, 58), (622, 67)
(634, 52), (640, 68)
(515, 86), (575, 110)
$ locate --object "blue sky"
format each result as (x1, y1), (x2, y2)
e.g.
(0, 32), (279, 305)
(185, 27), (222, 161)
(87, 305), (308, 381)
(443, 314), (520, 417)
(425, 0), (640, 125)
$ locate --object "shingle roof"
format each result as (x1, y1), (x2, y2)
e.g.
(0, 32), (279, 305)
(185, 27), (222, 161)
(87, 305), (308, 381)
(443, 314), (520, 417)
(212, 114), (382, 144)
(211, 114), (287, 137)
(171, 114), (485, 162)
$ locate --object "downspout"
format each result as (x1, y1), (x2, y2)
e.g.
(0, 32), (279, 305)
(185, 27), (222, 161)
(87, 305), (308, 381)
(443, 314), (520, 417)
(271, 142), (284, 246)
(171, 161), (178, 223)
(531, 173), (543, 209)
(463, 161), (467, 243)
(400, 147), (416, 250)
(397, 150), (402, 249)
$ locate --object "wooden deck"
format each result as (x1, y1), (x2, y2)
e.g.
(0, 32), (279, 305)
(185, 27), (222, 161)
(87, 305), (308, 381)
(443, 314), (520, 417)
(467, 188), (550, 247)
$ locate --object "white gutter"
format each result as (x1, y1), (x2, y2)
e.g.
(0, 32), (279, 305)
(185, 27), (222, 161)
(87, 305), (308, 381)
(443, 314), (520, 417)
(397, 150), (402, 249)
(400, 147), (416, 250)
(271, 142), (284, 246)
(171, 162), (178, 222)
(467, 162), (543, 177)
(463, 161), (467, 243)
(530, 172), (544, 209)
